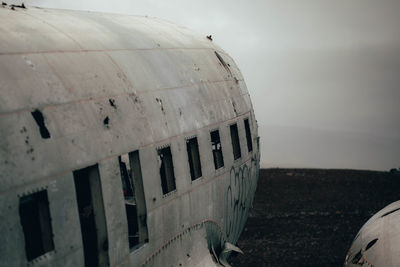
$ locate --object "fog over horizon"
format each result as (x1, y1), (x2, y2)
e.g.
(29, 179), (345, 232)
(9, 0), (400, 170)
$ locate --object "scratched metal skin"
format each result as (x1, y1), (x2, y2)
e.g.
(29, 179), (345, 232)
(344, 201), (400, 267)
(0, 6), (259, 267)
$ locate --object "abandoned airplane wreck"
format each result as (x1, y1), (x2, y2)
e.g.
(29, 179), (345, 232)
(344, 200), (400, 267)
(0, 5), (260, 267)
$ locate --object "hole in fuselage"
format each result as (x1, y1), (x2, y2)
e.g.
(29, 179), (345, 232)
(365, 238), (378, 251)
(158, 146), (176, 195)
(31, 109), (51, 139)
(210, 130), (224, 170)
(19, 190), (54, 261)
(351, 250), (362, 264)
(230, 123), (241, 160)
(186, 137), (202, 181)
(103, 116), (110, 127)
(109, 99), (117, 109)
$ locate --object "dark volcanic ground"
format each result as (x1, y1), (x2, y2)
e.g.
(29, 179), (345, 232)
(229, 168), (400, 267)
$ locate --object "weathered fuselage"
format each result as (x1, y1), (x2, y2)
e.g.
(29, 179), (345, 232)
(344, 200), (400, 267)
(0, 6), (259, 267)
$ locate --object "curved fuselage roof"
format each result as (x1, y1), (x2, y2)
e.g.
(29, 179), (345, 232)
(0, 6), (253, 187)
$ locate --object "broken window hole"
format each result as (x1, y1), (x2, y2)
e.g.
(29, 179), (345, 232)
(119, 154), (134, 198)
(230, 123), (241, 160)
(381, 207), (400, 218)
(73, 165), (109, 266)
(244, 118), (253, 152)
(210, 130), (224, 170)
(186, 137), (202, 180)
(365, 238), (378, 251)
(19, 190), (54, 261)
(119, 151), (149, 250)
(158, 146), (176, 195)
(31, 109), (51, 139)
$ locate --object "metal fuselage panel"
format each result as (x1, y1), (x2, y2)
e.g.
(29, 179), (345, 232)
(0, 7), (259, 267)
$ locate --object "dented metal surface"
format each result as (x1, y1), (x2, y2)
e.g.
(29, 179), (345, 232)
(0, 5), (259, 267)
(344, 200), (400, 267)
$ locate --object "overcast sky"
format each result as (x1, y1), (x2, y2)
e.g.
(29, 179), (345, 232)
(10, 0), (400, 170)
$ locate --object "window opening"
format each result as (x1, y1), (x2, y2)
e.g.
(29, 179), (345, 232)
(73, 165), (109, 267)
(186, 137), (202, 180)
(230, 123), (241, 160)
(119, 154), (134, 198)
(244, 118), (253, 152)
(210, 130), (224, 169)
(119, 151), (149, 249)
(19, 190), (54, 261)
(158, 146), (176, 195)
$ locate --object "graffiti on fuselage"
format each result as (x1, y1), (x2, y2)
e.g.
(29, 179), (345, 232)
(225, 154), (260, 243)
